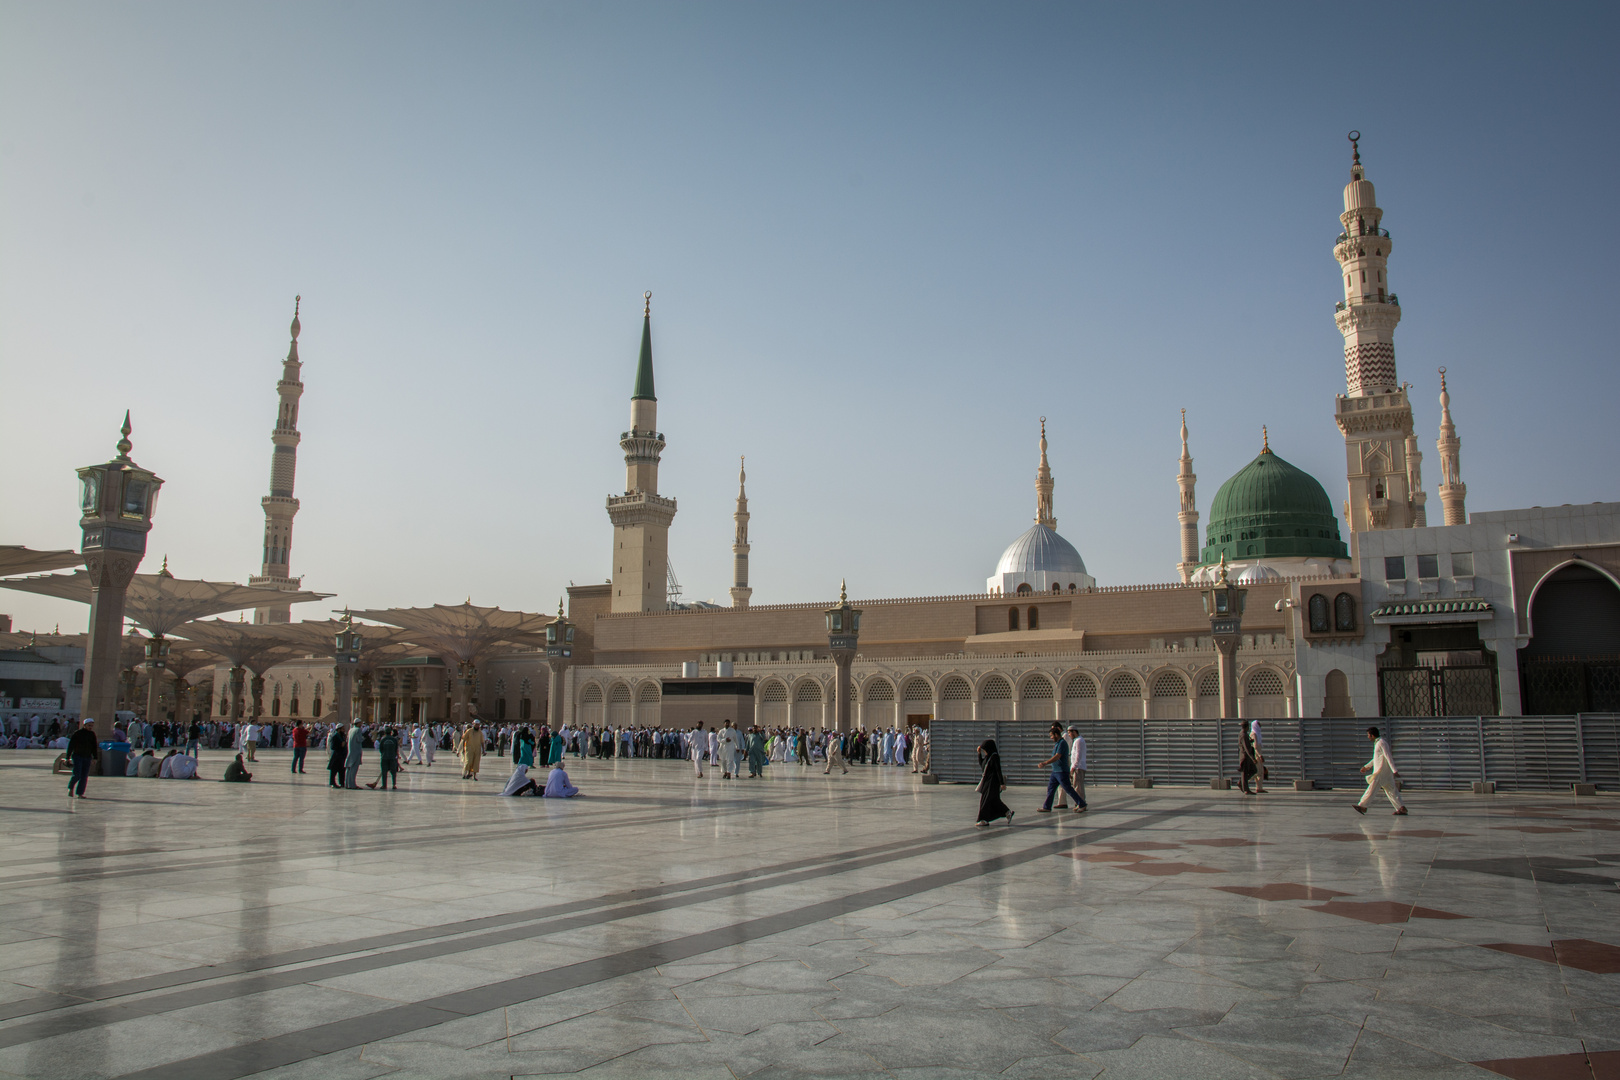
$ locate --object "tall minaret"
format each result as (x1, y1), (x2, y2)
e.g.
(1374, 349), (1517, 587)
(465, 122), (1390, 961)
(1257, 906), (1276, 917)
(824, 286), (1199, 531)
(1035, 417), (1056, 529)
(250, 297), (305, 623)
(1436, 367), (1467, 525)
(1176, 409), (1199, 583)
(607, 292), (678, 613)
(730, 456), (752, 609)
(1332, 132), (1425, 537)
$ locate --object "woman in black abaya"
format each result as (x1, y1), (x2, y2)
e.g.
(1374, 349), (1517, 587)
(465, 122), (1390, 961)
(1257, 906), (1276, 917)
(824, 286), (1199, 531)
(976, 739), (1014, 826)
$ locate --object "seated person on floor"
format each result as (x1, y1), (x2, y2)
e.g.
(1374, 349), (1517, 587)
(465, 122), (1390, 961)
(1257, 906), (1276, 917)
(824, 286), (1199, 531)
(222, 753), (253, 783)
(543, 763), (580, 798)
(502, 763), (540, 796)
(135, 749), (162, 778)
(159, 749), (198, 779)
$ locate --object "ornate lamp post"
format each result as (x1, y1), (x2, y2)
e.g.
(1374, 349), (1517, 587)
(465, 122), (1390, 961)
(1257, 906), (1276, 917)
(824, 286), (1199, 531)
(334, 613), (362, 725)
(143, 633), (171, 724)
(1200, 555), (1248, 722)
(77, 413), (163, 746)
(825, 581), (861, 733)
(545, 600), (575, 727)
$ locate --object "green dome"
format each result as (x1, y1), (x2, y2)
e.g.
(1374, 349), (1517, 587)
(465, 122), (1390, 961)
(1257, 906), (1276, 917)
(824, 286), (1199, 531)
(1199, 447), (1348, 565)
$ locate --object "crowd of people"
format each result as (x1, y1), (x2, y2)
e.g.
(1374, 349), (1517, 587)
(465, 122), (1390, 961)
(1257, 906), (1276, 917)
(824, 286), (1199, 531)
(31, 708), (1412, 820)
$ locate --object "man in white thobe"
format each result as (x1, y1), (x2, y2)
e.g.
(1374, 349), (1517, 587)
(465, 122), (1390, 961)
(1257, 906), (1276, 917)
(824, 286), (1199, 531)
(690, 724), (706, 777)
(1354, 726), (1407, 815)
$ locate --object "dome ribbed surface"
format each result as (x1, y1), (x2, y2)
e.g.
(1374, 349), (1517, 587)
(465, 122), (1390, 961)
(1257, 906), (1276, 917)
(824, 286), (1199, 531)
(996, 524), (1087, 578)
(1200, 450), (1347, 566)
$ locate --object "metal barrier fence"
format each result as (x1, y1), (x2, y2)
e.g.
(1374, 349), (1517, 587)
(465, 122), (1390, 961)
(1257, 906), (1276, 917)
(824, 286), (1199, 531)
(930, 714), (1620, 792)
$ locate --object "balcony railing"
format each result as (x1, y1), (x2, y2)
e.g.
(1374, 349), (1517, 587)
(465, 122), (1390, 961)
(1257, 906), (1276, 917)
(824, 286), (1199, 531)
(1336, 294), (1399, 312)
(1336, 228), (1391, 243)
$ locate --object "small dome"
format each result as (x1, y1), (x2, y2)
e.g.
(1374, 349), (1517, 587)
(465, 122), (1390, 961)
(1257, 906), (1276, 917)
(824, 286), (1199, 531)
(1235, 562), (1282, 584)
(996, 523), (1087, 579)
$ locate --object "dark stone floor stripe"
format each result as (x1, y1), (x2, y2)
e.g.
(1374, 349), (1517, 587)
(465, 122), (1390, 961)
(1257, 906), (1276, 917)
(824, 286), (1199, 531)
(0, 785), (901, 888)
(0, 801), (1154, 1035)
(112, 803), (1199, 1080)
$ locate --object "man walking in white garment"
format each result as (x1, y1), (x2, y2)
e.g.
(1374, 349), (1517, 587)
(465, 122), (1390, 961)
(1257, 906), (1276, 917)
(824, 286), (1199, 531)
(1354, 726), (1407, 815)
(690, 724), (706, 777)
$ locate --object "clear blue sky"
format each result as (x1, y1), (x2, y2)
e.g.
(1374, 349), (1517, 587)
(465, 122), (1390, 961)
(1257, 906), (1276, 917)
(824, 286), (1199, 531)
(3, 2), (1616, 634)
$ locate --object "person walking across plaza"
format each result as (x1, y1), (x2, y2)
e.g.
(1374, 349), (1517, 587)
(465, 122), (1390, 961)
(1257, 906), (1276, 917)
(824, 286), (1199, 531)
(185, 719), (201, 759)
(824, 729), (848, 775)
(67, 719), (97, 799)
(975, 738), (1013, 826)
(1354, 725), (1407, 815)
(746, 726), (769, 777)
(368, 727), (400, 790)
(1239, 719), (1261, 795)
(690, 723), (706, 777)
(344, 721), (364, 789)
(717, 720), (740, 780)
(290, 720), (309, 774)
(327, 724), (348, 788)
(243, 720), (259, 762)
(462, 721), (484, 780)
(1250, 719), (1269, 793)
(1037, 722), (1085, 814)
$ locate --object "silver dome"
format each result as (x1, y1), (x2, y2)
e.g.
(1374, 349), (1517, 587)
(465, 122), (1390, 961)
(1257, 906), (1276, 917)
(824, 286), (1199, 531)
(995, 524), (1088, 578)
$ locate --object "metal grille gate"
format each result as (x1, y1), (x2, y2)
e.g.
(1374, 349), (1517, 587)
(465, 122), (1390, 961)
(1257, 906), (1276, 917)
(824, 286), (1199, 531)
(1378, 666), (1498, 716)
(930, 714), (1620, 791)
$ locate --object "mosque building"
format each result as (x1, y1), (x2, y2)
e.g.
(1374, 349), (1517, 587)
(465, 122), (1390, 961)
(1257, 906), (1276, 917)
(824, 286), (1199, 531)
(233, 134), (1620, 729)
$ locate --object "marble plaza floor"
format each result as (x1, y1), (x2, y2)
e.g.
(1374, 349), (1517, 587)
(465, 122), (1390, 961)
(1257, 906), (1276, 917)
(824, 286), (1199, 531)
(0, 752), (1617, 1080)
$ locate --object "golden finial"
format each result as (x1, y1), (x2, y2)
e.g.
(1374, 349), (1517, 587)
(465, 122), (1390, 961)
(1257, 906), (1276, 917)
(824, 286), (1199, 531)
(1261, 425), (1270, 453)
(839, 579), (848, 603)
(116, 411), (133, 459)
(1217, 552), (1229, 585)
(159, 555), (172, 578)
(644, 290), (651, 317)
(557, 598), (565, 619)
(1349, 130), (1361, 167)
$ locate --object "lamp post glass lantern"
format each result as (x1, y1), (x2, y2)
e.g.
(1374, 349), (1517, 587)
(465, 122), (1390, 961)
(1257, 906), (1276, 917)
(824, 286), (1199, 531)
(545, 601), (575, 728)
(77, 413), (164, 749)
(825, 581), (860, 732)
(334, 615), (362, 724)
(1200, 556), (1248, 724)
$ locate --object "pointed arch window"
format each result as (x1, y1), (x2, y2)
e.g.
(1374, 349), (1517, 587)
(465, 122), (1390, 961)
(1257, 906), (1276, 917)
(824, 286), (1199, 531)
(1308, 594), (1330, 633)
(1008, 608), (1020, 631)
(1334, 593), (1356, 632)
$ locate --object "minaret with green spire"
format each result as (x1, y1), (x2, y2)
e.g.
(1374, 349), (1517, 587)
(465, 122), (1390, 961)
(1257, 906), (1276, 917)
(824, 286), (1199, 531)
(607, 291), (678, 613)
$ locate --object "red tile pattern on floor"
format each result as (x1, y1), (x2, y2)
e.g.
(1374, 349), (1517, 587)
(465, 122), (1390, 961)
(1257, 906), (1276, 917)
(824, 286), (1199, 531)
(1063, 851), (1159, 863)
(1096, 841), (1184, 851)
(1303, 900), (1468, 924)
(1304, 832), (1391, 842)
(1215, 883), (1351, 901)
(1591, 1050), (1620, 1080)
(1118, 861), (1226, 876)
(1185, 838), (1272, 847)
(1481, 942), (1560, 965)
(1475, 1050), (1613, 1080)
(1554, 939), (1620, 974)
(1495, 826), (1580, 834)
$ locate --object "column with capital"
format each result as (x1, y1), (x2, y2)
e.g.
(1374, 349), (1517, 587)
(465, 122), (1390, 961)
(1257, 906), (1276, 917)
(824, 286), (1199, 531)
(825, 582), (860, 734)
(546, 602), (575, 733)
(76, 414), (163, 749)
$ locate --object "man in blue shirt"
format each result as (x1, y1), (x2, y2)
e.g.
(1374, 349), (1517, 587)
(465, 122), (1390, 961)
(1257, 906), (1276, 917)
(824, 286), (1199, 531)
(1037, 722), (1085, 814)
